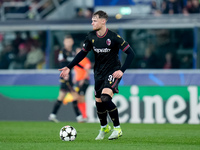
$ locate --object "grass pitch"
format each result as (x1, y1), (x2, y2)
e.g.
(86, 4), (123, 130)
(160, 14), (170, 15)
(0, 121), (200, 150)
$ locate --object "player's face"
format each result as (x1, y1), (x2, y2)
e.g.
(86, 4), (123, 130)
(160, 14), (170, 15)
(63, 38), (74, 51)
(91, 15), (104, 31)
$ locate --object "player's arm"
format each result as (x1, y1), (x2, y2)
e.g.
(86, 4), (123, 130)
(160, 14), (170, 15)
(67, 34), (92, 70)
(112, 34), (135, 78)
(116, 34), (135, 72)
(76, 64), (84, 69)
(120, 46), (135, 72)
(68, 50), (88, 69)
(59, 50), (88, 77)
(112, 47), (135, 78)
(59, 34), (92, 78)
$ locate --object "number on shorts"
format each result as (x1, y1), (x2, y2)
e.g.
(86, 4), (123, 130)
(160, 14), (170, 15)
(108, 75), (114, 82)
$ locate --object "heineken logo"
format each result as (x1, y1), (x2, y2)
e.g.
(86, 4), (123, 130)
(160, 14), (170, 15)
(86, 86), (200, 124)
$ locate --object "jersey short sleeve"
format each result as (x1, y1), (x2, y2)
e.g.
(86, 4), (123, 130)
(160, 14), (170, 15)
(115, 33), (130, 52)
(82, 34), (92, 52)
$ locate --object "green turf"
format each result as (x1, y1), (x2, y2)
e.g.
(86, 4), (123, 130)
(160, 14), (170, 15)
(0, 122), (200, 150)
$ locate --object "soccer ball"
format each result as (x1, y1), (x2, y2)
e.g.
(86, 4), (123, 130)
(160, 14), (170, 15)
(59, 125), (77, 141)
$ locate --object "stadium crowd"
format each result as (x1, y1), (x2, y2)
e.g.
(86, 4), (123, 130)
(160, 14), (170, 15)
(0, 28), (194, 70)
(0, 0), (67, 19)
(151, 0), (200, 16)
(0, 0), (199, 70)
(0, 31), (46, 69)
(134, 29), (193, 69)
(1, 0), (200, 16)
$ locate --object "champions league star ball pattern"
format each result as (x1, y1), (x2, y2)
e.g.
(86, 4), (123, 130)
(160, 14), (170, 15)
(59, 125), (77, 141)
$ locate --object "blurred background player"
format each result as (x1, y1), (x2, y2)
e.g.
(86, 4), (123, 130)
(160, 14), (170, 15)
(73, 47), (91, 120)
(48, 35), (85, 123)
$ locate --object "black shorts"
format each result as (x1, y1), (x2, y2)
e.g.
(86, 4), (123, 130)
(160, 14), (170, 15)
(60, 78), (74, 92)
(75, 79), (89, 95)
(94, 70), (121, 98)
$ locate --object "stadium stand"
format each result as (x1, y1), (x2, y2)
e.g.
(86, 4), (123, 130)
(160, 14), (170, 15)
(0, 0), (199, 69)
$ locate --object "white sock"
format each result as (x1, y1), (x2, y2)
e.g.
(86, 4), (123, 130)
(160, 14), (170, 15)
(101, 124), (107, 128)
(114, 125), (120, 128)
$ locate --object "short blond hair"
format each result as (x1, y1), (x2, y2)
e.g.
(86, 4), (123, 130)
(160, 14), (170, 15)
(93, 10), (108, 21)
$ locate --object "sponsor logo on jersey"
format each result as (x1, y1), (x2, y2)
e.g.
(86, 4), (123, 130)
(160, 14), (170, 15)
(93, 46), (111, 53)
(121, 41), (125, 46)
(106, 39), (111, 46)
(92, 39), (94, 43)
(117, 35), (121, 38)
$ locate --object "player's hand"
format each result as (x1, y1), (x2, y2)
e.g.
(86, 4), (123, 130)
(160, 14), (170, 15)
(63, 76), (69, 80)
(58, 67), (70, 78)
(112, 70), (123, 79)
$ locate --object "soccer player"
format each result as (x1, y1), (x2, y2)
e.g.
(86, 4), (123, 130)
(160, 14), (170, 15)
(59, 10), (135, 140)
(48, 35), (85, 123)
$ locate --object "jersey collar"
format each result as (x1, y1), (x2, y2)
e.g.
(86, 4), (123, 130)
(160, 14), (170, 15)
(96, 28), (108, 38)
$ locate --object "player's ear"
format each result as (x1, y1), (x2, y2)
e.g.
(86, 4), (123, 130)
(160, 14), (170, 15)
(102, 18), (106, 24)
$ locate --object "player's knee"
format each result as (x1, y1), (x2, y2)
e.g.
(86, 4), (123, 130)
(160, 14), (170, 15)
(101, 94), (112, 103)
